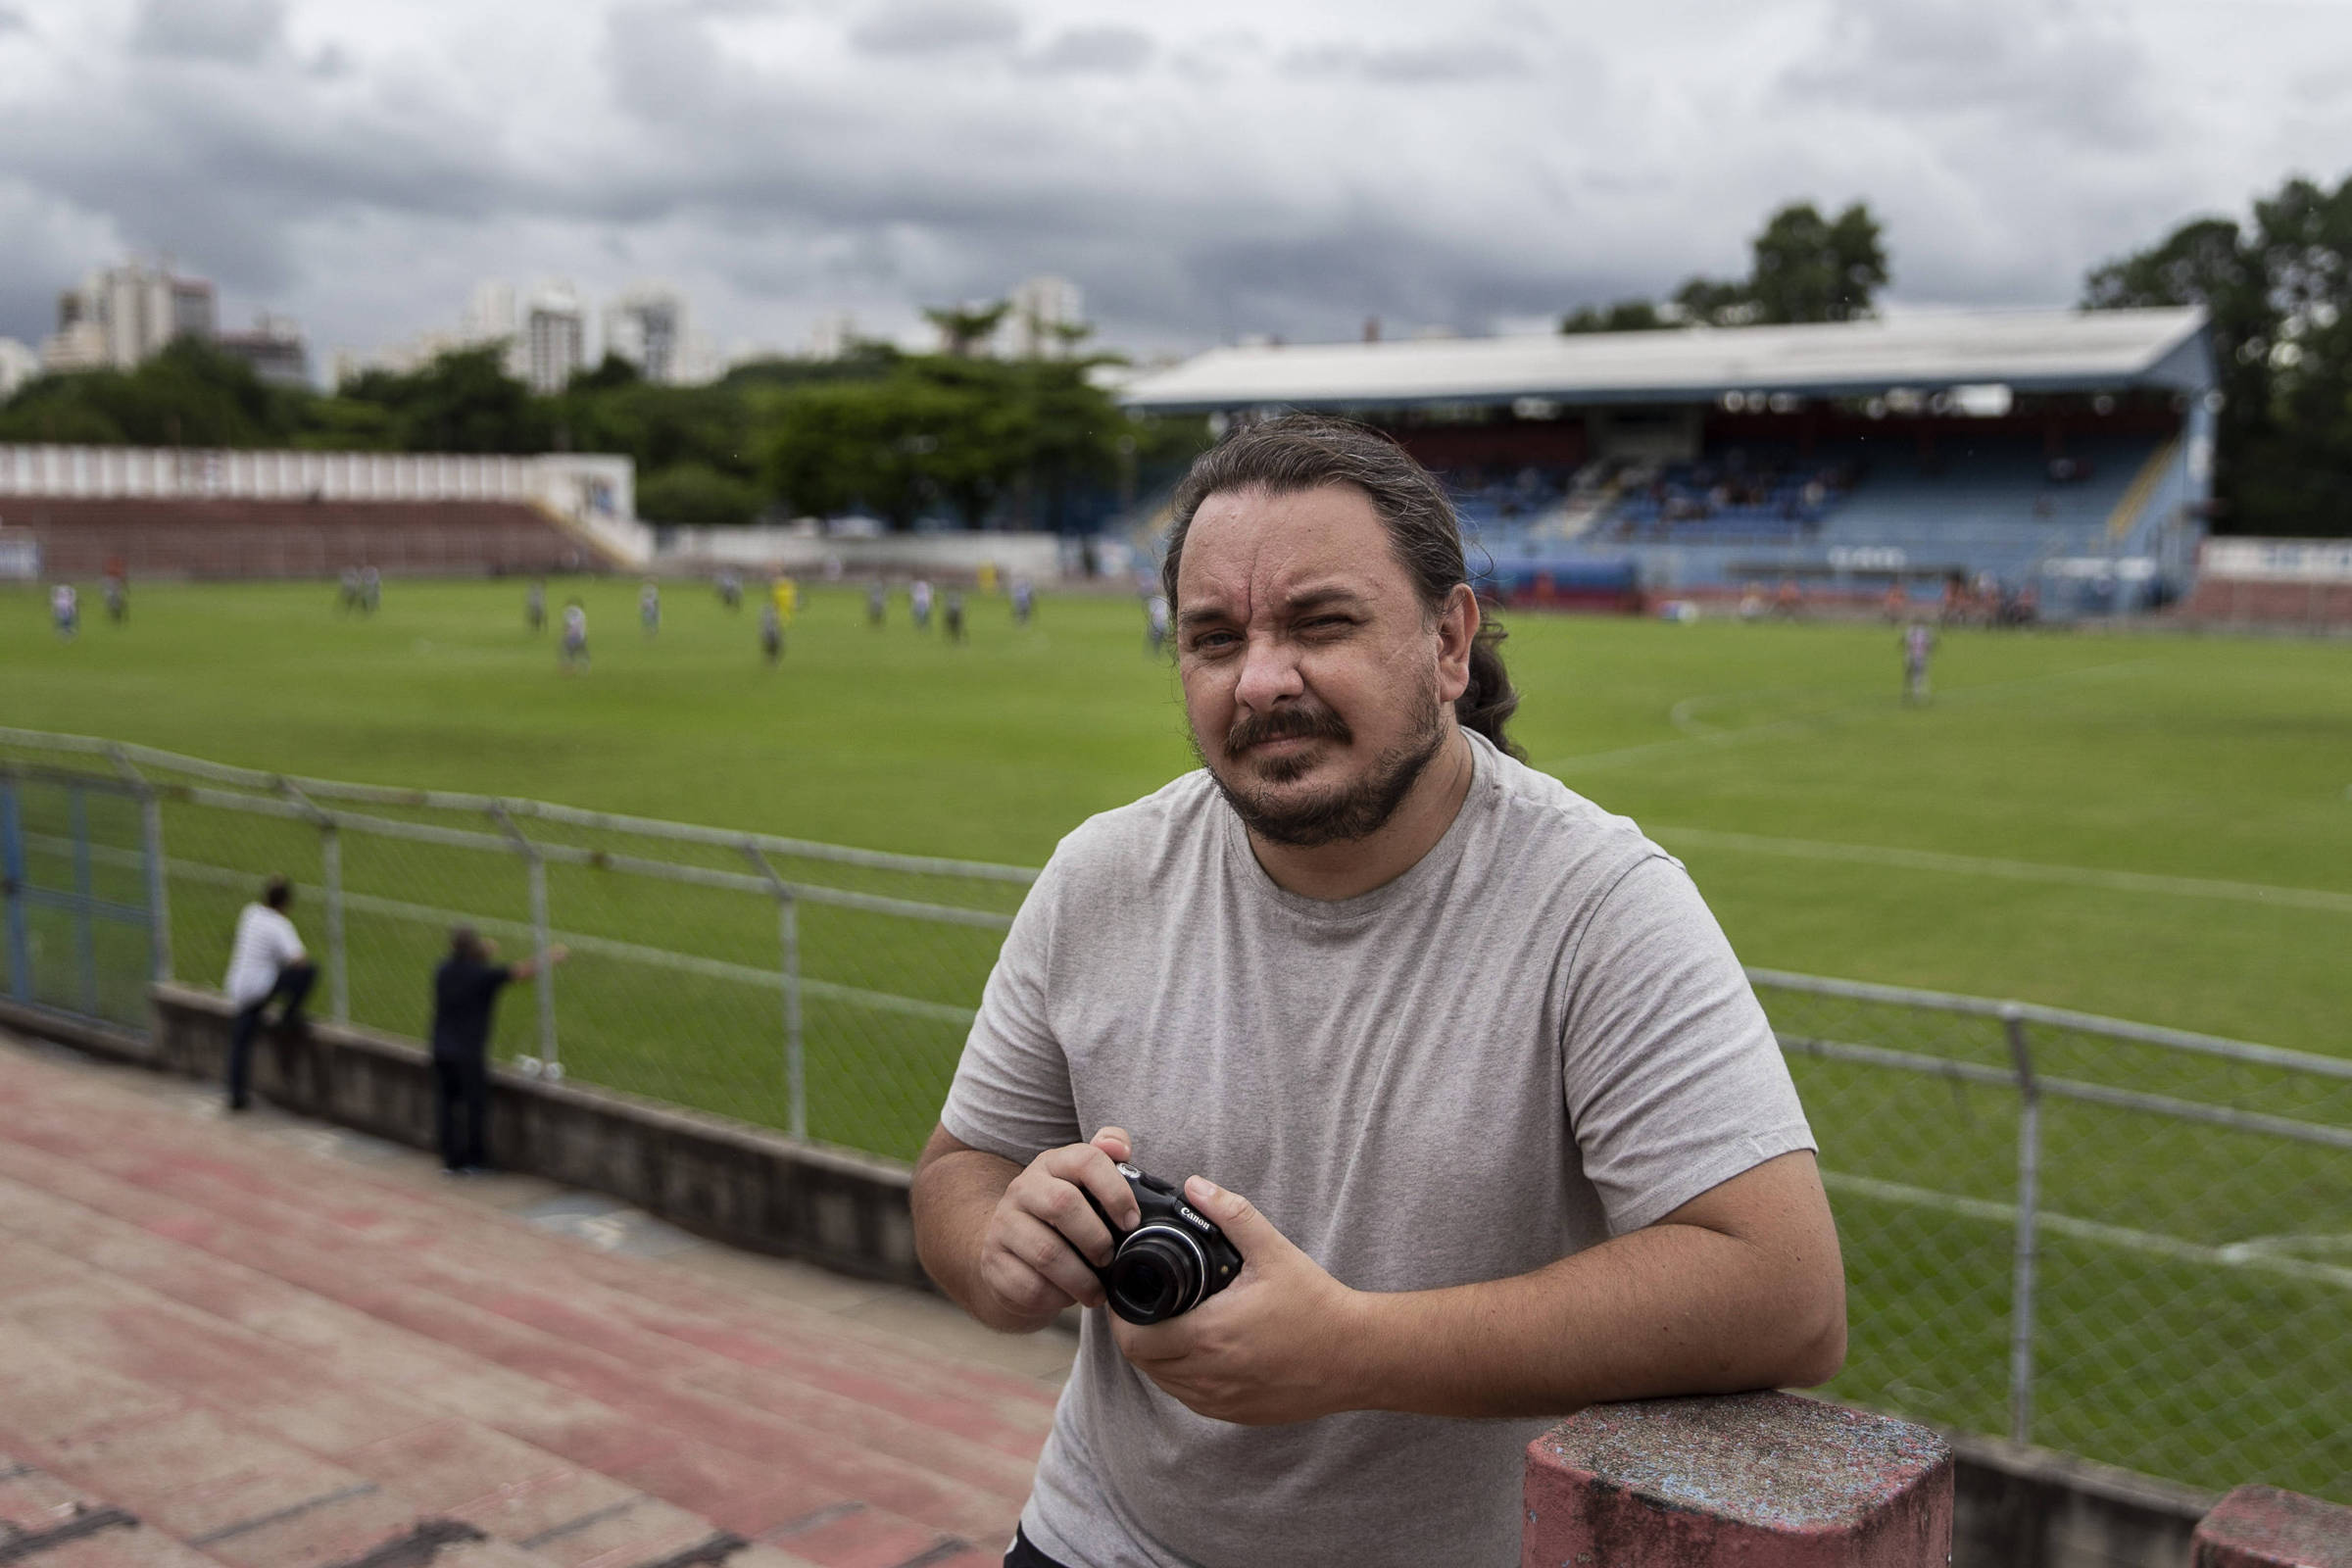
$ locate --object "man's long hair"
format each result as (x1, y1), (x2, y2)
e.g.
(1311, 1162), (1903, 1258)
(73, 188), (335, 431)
(1161, 414), (1523, 759)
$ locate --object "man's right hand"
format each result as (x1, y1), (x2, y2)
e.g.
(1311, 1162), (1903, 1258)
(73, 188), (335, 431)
(973, 1126), (1141, 1329)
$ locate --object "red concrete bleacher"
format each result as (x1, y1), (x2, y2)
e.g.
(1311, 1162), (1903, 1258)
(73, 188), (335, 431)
(0, 1042), (1047, 1568)
(2, 500), (598, 580)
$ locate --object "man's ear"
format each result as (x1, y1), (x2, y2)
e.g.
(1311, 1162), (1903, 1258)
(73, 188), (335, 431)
(1435, 583), (1480, 706)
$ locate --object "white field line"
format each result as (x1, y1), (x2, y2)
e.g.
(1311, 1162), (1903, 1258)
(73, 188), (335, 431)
(1648, 826), (2352, 915)
(1537, 659), (2159, 775)
(1822, 1171), (2352, 1295)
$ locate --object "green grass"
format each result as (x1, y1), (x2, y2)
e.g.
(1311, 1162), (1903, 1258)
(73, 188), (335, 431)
(3, 577), (2349, 1498)
(4, 578), (2344, 1045)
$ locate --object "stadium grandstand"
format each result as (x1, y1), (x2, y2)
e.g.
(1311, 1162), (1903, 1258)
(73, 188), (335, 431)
(0, 446), (648, 580)
(1119, 307), (2215, 620)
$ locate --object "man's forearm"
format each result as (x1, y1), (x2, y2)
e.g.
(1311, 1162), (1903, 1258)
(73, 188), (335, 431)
(910, 1143), (1032, 1330)
(1345, 1215), (1845, 1420)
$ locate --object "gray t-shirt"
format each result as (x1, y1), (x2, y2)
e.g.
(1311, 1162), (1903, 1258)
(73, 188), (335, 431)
(941, 731), (1814, 1568)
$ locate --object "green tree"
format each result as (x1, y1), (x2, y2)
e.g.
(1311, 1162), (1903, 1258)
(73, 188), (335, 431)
(2086, 172), (2352, 535)
(1746, 201), (1888, 323)
(1558, 299), (1677, 334)
(636, 462), (762, 526)
(921, 301), (1013, 358)
(1563, 199), (1888, 331)
(333, 345), (550, 452)
(0, 337), (304, 447)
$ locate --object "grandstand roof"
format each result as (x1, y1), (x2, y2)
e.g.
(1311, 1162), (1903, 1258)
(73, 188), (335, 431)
(1119, 306), (2211, 414)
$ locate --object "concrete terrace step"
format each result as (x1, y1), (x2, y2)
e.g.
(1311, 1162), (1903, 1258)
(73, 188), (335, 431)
(0, 1197), (971, 1568)
(0, 1451), (240, 1568)
(0, 1045), (1035, 1568)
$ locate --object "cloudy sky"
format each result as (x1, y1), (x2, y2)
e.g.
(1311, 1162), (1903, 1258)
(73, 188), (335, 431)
(3, 0), (2350, 368)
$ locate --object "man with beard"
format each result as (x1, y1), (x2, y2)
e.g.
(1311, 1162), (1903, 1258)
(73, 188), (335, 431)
(911, 416), (1843, 1568)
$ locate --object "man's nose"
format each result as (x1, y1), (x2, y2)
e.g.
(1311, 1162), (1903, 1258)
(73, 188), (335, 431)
(1233, 631), (1304, 711)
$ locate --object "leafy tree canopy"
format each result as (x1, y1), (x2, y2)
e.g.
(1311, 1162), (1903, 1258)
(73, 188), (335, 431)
(2086, 172), (2352, 536)
(1561, 200), (1888, 332)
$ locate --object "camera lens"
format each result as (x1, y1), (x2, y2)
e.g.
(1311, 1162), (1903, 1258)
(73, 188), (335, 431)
(1107, 1227), (1205, 1323)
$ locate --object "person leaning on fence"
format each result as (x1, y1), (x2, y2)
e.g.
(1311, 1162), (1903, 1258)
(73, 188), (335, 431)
(221, 875), (317, 1111)
(431, 927), (567, 1175)
(910, 415), (1847, 1568)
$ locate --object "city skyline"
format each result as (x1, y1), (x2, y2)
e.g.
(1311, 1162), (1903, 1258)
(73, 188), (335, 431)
(2, 2), (2352, 366)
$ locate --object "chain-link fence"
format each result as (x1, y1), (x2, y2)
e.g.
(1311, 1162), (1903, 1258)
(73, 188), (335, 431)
(0, 725), (2344, 1503)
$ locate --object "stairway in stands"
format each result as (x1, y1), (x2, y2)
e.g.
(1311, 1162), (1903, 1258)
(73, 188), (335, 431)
(0, 1042), (1053, 1568)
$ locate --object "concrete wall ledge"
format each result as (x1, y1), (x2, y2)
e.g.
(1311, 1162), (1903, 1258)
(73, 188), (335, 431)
(21, 984), (929, 1289)
(1944, 1427), (2216, 1568)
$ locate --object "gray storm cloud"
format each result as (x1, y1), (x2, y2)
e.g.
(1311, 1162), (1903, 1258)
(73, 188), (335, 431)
(0, 0), (2345, 360)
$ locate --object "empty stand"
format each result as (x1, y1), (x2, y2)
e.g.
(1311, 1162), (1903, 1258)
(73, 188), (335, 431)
(2, 501), (602, 580)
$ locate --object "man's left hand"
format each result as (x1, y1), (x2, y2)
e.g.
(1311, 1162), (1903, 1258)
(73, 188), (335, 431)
(1111, 1176), (1371, 1426)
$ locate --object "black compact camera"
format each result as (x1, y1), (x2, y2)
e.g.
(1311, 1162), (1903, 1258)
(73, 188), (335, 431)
(1081, 1162), (1245, 1324)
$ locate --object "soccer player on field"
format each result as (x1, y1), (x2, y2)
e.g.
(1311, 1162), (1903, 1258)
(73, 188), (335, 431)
(51, 582), (77, 640)
(760, 599), (784, 664)
(525, 579), (546, 633)
(640, 579), (661, 637)
(1011, 576), (1035, 625)
(867, 582), (888, 627)
(560, 600), (590, 671)
(911, 577), (934, 630)
(1902, 620), (1936, 705)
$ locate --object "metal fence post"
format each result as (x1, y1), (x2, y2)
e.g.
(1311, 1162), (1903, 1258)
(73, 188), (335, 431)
(105, 749), (172, 984)
(2003, 1005), (2041, 1447)
(68, 784), (98, 1015)
(0, 777), (25, 1002)
(319, 821), (349, 1023)
(139, 790), (172, 983)
(747, 845), (808, 1142)
(494, 805), (560, 1076)
(277, 779), (347, 1024)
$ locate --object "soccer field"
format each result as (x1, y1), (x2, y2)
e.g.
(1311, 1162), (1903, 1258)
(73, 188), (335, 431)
(4, 576), (2350, 1498)
(4, 576), (2345, 1050)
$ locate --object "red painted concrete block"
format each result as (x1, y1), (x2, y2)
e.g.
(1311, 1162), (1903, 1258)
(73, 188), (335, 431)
(1523, 1393), (1952, 1568)
(2195, 1485), (2352, 1568)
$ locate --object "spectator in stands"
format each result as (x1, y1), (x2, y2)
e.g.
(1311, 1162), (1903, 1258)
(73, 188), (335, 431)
(912, 415), (1841, 1568)
(430, 927), (566, 1175)
(221, 876), (317, 1111)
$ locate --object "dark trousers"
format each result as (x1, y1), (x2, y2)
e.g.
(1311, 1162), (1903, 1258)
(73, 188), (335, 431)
(225, 961), (317, 1109)
(433, 1051), (491, 1171)
(1004, 1528), (1070, 1568)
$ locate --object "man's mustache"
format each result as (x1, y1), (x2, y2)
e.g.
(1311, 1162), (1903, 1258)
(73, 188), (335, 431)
(1227, 705), (1352, 754)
